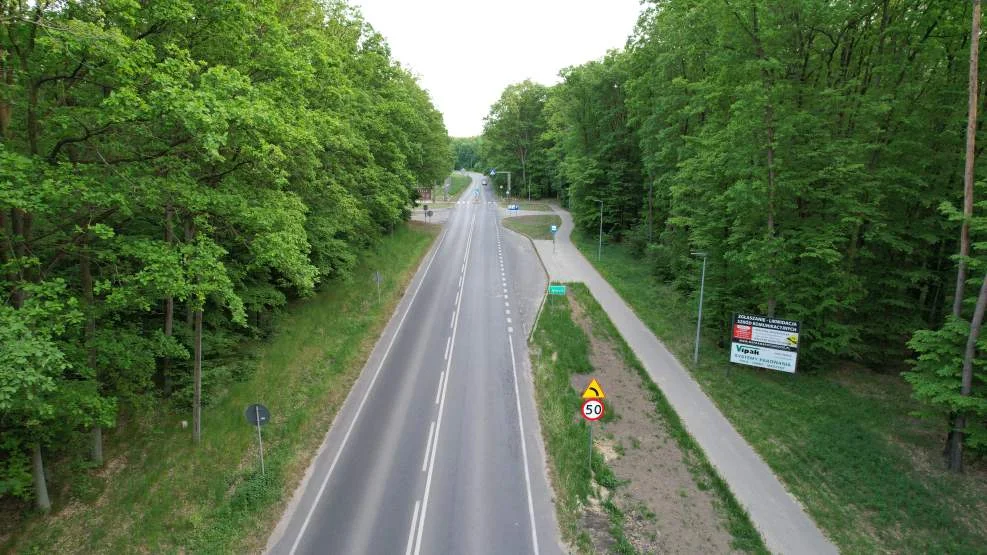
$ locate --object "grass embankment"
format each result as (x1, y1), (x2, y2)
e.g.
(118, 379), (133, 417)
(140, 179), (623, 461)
(429, 173), (471, 201)
(6, 223), (439, 554)
(502, 215), (562, 240)
(530, 283), (765, 553)
(571, 231), (987, 553)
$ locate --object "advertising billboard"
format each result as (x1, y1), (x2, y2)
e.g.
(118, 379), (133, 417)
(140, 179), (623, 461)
(729, 313), (800, 373)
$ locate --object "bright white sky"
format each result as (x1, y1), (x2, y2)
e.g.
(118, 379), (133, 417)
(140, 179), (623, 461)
(353, 0), (645, 137)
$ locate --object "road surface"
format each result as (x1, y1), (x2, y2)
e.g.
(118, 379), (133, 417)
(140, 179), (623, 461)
(267, 174), (561, 555)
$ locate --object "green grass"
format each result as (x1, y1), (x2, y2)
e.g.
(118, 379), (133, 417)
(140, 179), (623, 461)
(571, 231), (987, 554)
(431, 173), (471, 201)
(500, 200), (553, 211)
(6, 223), (439, 554)
(501, 215), (562, 240)
(530, 288), (626, 553)
(569, 283), (767, 553)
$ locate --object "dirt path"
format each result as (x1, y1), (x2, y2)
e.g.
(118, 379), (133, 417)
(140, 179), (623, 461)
(567, 296), (738, 554)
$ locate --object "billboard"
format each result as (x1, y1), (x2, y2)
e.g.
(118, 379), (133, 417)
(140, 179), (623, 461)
(729, 313), (800, 373)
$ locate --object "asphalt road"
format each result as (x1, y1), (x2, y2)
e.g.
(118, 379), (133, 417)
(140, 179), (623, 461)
(267, 174), (560, 555)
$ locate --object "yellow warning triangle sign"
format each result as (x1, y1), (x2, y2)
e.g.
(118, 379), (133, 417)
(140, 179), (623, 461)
(581, 378), (605, 399)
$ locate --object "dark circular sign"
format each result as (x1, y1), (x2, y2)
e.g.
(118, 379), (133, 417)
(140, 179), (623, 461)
(427, 210), (434, 217)
(245, 403), (271, 426)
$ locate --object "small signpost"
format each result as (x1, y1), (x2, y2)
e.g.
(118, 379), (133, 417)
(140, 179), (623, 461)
(729, 313), (801, 373)
(580, 379), (606, 474)
(373, 271), (383, 303)
(244, 403), (270, 475)
(551, 224), (558, 252)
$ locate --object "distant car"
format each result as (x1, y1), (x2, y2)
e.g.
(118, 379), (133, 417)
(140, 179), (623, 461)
(481, 178), (488, 186)
(508, 203), (520, 211)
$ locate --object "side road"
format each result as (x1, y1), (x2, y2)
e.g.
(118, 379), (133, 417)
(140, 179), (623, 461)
(530, 206), (838, 555)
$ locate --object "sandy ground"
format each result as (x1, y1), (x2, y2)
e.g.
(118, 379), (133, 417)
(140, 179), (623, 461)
(567, 296), (737, 554)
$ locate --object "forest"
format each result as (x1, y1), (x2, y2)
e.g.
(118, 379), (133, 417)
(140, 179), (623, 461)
(479, 0), (987, 468)
(0, 0), (449, 511)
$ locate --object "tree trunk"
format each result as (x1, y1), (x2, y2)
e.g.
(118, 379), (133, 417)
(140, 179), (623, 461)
(32, 443), (51, 512)
(953, 0), (980, 319)
(947, 0), (981, 461)
(80, 243), (103, 465)
(163, 206), (175, 396)
(193, 308), (203, 443)
(951, 267), (987, 472)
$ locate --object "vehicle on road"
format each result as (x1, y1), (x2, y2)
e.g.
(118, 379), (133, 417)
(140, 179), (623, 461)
(508, 203), (520, 211)
(481, 178), (488, 186)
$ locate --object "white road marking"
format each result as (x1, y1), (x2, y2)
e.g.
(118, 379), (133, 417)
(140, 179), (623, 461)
(508, 334), (540, 555)
(508, 326), (513, 334)
(507, 317), (512, 324)
(444, 336), (452, 360)
(288, 222), (451, 555)
(506, 309), (511, 315)
(413, 214), (477, 554)
(435, 371), (444, 405)
(405, 500), (421, 555)
(422, 422), (436, 472)
(505, 301), (510, 307)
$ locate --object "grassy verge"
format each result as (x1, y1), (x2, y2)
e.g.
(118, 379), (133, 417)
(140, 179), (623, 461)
(500, 200), (553, 211)
(569, 283), (767, 553)
(6, 223), (439, 554)
(571, 231), (987, 553)
(529, 285), (622, 553)
(502, 215), (562, 240)
(431, 173), (471, 201)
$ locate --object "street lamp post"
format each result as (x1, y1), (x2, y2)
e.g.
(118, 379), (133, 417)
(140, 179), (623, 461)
(691, 251), (707, 365)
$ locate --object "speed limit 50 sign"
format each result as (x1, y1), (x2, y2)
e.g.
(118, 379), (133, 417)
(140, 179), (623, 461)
(581, 398), (605, 422)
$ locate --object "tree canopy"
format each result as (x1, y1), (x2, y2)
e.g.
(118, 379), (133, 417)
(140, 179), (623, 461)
(0, 0), (450, 508)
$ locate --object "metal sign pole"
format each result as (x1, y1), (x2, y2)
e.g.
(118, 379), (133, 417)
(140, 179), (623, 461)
(255, 405), (265, 475)
(588, 424), (592, 475)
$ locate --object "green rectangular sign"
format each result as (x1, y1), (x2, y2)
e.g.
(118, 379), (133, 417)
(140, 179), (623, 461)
(548, 284), (567, 296)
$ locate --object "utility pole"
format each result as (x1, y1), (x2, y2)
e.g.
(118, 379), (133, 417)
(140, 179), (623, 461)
(691, 252), (707, 365)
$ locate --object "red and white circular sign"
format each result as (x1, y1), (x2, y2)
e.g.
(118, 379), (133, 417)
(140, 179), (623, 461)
(581, 399), (605, 422)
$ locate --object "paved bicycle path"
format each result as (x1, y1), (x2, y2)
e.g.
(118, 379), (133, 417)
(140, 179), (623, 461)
(530, 207), (837, 555)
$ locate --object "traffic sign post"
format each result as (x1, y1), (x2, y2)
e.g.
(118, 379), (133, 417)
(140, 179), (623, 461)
(580, 379), (605, 477)
(581, 398), (604, 421)
(373, 271), (383, 303)
(551, 224), (558, 253)
(245, 403), (270, 475)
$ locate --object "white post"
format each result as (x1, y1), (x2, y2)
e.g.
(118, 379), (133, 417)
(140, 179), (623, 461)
(255, 405), (265, 475)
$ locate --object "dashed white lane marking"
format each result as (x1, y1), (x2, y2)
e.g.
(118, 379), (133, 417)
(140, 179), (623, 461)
(444, 336), (451, 360)
(507, 317), (512, 324)
(421, 421), (436, 472)
(505, 301), (510, 307)
(405, 501), (421, 555)
(506, 309), (511, 315)
(508, 326), (514, 334)
(503, 288), (508, 294)
(434, 371), (444, 405)
(413, 213), (477, 555)
(289, 220), (451, 555)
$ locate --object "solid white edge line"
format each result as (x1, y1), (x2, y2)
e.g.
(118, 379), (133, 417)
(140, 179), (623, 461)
(422, 421), (436, 472)
(404, 500), (421, 555)
(509, 334), (540, 555)
(287, 224), (450, 555)
(414, 214), (476, 555)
